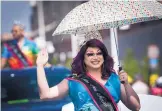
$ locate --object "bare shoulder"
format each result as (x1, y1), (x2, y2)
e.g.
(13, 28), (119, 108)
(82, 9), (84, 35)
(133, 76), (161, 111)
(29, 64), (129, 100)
(58, 79), (69, 86)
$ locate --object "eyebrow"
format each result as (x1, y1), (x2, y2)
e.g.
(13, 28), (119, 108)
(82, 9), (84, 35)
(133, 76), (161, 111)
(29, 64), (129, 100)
(86, 49), (101, 53)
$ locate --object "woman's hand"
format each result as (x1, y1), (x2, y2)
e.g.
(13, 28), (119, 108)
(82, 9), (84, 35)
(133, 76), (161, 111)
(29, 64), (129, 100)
(36, 48), (49, 67)
(118, 70), (129, 84)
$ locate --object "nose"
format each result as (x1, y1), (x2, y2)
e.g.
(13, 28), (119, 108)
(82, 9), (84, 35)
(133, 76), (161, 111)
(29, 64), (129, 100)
(93, 54), (98, 59)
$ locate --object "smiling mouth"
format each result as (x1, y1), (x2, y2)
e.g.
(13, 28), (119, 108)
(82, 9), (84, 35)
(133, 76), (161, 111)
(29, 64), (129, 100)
(91, 61), (100, 65)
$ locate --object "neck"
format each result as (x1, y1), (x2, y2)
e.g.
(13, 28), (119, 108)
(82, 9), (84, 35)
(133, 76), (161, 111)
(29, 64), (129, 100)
(87, 67), (102, 77)
(18, 36), (24, 42)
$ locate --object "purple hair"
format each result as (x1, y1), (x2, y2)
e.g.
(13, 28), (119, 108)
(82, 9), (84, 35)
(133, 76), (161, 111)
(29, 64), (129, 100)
(71, 39), (115, 79)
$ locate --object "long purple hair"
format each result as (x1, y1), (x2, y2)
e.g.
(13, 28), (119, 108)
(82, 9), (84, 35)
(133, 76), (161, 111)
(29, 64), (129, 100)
(71, 39), (115, 79)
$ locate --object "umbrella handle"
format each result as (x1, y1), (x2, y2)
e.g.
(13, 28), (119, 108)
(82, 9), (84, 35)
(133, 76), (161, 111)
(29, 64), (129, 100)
(119, 66), (125, 84)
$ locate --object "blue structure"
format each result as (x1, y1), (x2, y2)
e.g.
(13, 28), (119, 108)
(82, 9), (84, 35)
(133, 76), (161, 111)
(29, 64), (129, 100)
(1, 66), (72, 111)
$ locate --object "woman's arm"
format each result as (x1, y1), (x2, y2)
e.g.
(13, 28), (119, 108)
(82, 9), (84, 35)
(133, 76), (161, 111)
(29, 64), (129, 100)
(119, 71), (141, 111)
(36, 49), (69, 100)
(120, 83), (141, 111)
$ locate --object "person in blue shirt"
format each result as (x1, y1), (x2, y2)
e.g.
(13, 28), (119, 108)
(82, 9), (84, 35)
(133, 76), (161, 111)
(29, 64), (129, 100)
(36, 39), (141, 111)
(1, 23), (39, 69)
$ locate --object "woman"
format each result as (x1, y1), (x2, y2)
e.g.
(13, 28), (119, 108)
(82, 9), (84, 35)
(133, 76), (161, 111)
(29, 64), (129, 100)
(36, 39), (141, 111)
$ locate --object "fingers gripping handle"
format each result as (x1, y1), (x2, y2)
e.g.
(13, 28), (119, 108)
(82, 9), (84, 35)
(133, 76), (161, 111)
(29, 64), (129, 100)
(119, 66), (125, 84)
(119, 66), (122, 72)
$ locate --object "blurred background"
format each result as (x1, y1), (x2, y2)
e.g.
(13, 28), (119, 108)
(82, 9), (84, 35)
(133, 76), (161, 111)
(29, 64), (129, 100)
(1, 1), (162, 111)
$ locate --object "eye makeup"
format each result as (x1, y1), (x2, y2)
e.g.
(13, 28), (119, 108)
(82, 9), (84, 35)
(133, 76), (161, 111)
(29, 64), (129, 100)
(86, 52), (103, 57)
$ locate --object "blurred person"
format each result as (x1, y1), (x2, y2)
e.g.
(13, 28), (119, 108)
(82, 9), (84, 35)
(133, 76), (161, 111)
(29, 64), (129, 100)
(150, 76), (162, 96)
(36, 39), (140, 111)
(156, 76), (162, 88)
(132, 74), (149, 94)
(1, 23), (39, 69)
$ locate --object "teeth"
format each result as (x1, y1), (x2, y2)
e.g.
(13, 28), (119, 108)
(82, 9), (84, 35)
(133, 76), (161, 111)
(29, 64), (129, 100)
(91, 61), (99, 65)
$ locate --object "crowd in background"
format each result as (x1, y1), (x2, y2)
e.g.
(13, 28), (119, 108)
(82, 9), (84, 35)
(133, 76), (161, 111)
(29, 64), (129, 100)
(1, 23), (162, 97)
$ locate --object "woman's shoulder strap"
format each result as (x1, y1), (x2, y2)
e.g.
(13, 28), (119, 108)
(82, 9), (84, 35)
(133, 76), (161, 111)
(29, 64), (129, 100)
(67, 74), (84, 79)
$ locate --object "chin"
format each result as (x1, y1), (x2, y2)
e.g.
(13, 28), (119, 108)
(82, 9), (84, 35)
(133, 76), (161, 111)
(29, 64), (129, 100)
(91, 65), (102, 69)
